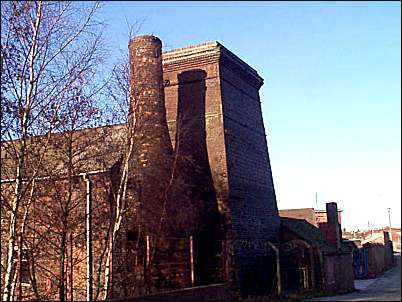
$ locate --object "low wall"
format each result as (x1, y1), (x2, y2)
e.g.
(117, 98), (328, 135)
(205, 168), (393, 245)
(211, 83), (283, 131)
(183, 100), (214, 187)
(367, 245), (385, 278)
(385, 241), (394, 268)
(323, 253), (354, 293)
(110, 283), (231, 302)
(365, 243), (394, 278)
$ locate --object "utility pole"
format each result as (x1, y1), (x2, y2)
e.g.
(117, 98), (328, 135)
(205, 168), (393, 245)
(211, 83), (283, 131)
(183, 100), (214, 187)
(315, 192), (318, 209)
(387, 207), (392, 240)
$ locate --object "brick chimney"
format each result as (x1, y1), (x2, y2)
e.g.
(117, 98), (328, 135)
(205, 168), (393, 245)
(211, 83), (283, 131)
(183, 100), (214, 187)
(128, 35), (174, 234)
(383, 231), (390, 243)
(326, 202), (342, 250)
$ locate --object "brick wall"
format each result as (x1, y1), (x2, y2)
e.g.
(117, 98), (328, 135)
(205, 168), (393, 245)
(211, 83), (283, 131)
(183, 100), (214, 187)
(1, 172), (113, 301)
(323, 253), (354, 293)
(315, 210), (342, 225)
(220, 63), (280, 243)
(219, 46), (280, 296)
(163, 45), (226, 287)
(366, 244), (386, 278)
(364, 242), (394, 278)
(162, 41), (280, 295)
(110, 283), (230, 302)
(1, 39), (280, 300)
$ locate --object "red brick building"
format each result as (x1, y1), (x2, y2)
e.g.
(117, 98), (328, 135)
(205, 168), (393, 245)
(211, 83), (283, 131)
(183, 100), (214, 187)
(278, 207), (343, 227)
(2, 36), (358, 301)
(315, 208), (342, 225)
(278, 208), (318, 226)
(279, 203), (354, 294)
(1, 36), (281, 300)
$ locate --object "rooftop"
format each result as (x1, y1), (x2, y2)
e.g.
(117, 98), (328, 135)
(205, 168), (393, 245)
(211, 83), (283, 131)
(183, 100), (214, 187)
(162, 40), (264, 87)
(281, 217), (352, 253)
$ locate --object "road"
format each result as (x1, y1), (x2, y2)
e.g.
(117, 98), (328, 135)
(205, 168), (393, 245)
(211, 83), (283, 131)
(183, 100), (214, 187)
(305, 254), (401, 301)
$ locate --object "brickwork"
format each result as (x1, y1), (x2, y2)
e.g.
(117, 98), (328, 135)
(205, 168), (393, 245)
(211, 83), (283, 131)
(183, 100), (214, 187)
(1, 38), (280, 299)
(162, 41), (280, 294)
(1, 172), (113, 301)
(322, 253), (354, 293)
(315, 209), (342, 225)
(219, 55), (280, 295)
(127, 35), (174, 234)
(163, 45), (225, 287)
(279, 205), (355, 295)
(363, 236), (394, 278)
(319, 203), (342, 250)
(109, 283), (230, 302)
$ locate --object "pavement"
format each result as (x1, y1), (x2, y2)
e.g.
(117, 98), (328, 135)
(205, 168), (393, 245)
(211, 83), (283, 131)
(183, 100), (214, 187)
(304, 254), (401, 301)
(353, 278), (377, 290)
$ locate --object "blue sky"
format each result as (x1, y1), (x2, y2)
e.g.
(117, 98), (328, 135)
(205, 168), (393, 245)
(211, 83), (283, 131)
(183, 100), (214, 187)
(100, 1), (401, 230)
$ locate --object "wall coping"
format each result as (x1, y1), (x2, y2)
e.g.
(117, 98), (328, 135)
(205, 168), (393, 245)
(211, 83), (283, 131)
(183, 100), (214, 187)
(162, 41), (264, 88)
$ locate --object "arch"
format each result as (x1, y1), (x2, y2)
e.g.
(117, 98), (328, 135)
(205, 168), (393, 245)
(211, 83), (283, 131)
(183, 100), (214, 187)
(280, 239), (316, 291)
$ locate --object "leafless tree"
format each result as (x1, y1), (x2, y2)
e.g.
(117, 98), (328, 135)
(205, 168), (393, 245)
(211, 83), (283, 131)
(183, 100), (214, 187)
(1, 1), (108, 301)
(100, 43), (135, 300)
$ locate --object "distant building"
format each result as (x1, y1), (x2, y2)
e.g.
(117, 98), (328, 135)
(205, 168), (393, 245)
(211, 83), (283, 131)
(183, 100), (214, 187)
(315, 208), (342, 225)
(277, 207), (343, 227)
(278, 208), (318, 226)
(366, 228), (400, 252)
(279, 204), (395, 282)
(343, 227), (401, 252)
(279, 203), (355, 294)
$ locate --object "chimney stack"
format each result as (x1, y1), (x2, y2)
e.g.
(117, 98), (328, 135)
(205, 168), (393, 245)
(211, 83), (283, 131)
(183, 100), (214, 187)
(325, 202), (342, 250)
(128, 35), (174, 234)
(128, 35), (171, 142)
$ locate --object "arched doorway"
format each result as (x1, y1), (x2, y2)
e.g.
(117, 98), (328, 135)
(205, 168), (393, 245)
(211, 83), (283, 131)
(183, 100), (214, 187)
(280, 239), (315, 292)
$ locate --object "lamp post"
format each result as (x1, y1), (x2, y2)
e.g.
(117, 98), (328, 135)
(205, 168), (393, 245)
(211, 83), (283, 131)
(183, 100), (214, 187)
(387, 208), (392, 240)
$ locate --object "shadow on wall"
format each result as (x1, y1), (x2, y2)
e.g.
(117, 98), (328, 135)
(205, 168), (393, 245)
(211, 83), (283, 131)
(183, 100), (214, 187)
(175, 69), (223, 285)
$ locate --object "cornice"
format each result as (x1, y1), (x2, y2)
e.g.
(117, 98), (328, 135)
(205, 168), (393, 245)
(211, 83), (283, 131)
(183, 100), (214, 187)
(162, 41), (264, 88)
(162, 41), (221, 65)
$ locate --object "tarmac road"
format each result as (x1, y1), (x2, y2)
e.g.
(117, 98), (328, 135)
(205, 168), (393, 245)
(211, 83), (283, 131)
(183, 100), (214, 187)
(305, 254), (401, 301)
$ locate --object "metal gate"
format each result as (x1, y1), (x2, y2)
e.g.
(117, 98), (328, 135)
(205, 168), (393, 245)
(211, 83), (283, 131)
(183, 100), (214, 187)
(352, 247), (368, 279)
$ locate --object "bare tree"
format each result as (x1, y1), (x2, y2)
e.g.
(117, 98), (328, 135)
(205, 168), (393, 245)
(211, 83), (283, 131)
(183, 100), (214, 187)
(35, 94), (110, 301)
(1, 1), (108, 301)
(100, 49), (134, 300)
(2, 5), (211, 298)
